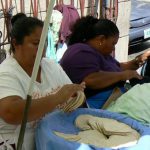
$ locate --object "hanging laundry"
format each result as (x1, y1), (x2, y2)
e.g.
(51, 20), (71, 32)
(46, 28), (57, 61)
(46, 10), (63, 61)
(54, 4), (80, 43)
(50, 10), (63, 46)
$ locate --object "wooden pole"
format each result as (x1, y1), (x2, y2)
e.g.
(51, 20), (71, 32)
(16, 1), (55, 150)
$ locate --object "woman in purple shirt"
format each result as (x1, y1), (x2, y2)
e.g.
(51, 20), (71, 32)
(60, 16), (150, 109)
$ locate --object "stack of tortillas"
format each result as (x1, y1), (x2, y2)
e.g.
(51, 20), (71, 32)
(54, 114), (140, 149)
(60, 91), (85, 112)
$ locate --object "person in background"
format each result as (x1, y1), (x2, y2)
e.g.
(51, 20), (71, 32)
(60, 15), (150, 109)
(0, 15), (85, 150)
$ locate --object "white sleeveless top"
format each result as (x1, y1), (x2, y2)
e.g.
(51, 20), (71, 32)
(0, 56), (71, 150)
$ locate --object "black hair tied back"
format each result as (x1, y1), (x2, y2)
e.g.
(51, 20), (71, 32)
(68, 15), (119, 46)
(10, 14), (43, 53)
(68, 16), (99, 45)
(11, 13), (27, 26)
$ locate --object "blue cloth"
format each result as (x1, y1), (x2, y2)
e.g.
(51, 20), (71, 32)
(87, 89), (113, 109)
(46, 28), (57, 61)
(87, 87), (126, 109)
(35, 108), (150, 150)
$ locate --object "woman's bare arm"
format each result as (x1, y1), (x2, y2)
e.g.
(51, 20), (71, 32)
(0, 83), (85, 125)
(83, 71), (142, 89)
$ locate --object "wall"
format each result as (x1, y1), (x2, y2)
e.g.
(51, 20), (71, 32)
(0, 0), (131, 61)
(115, 0), (131, 62)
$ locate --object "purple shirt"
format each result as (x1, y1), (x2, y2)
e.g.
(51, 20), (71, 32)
(60, 43), (122, 84)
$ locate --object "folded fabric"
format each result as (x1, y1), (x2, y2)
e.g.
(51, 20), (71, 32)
(107, 83), (150, 125)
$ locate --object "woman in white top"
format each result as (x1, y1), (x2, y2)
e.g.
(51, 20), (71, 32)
(0, 14), (85, 150)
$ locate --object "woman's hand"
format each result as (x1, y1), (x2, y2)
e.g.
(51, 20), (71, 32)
(55, 82), (86, 104)
(121, 70), (143, 81)
(135, 50), (150, 66)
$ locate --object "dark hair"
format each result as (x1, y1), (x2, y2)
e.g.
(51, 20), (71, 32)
(10, 17), (44, 53)
(68, 16), (119, 45)
(11, 13), (27, 26)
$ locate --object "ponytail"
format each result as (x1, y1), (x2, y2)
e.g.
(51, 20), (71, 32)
(68, 16), (98, 45)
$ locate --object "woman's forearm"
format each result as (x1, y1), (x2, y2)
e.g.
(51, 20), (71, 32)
(0, 84), (85, 125)
(83, 70), (141, 90)
(120, 52), (149, 70)
(83, 71), (124, 89)
(0, 95), (60, 125)
(120, 59), (139, 70)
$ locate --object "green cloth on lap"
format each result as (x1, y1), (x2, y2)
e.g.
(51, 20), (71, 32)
(107, 83), (150, 125)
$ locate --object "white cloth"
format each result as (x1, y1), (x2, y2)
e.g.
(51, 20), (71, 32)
(50, 10), (63, 45)
(56, 42), (67, 62)
(0, 56), (71, 150)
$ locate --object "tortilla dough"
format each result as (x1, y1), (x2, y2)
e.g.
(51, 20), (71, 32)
(62, 91), (85, 112)
(54, 115), (140, 149)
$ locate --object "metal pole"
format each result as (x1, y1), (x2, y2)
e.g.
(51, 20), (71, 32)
(17, 0), (55, 150)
